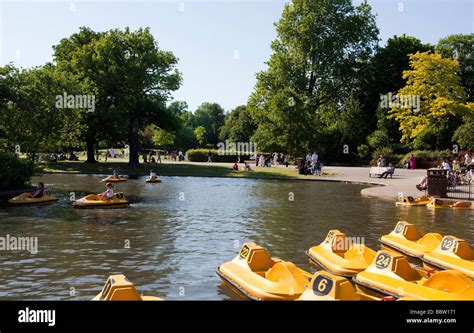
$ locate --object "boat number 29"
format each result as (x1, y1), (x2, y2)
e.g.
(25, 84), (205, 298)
(312, 275), (333, 296)
(375, 253), (391, 269)
(441, 237), (454, 251)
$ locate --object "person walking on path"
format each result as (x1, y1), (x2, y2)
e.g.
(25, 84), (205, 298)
(207, 150), (212, 163)
(377, 155), (385, 167)
(409, 154), (416, 169)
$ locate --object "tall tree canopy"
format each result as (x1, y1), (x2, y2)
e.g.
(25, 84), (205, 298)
(389, 51), (473, 148)
(219, 105), (256, 142)
(0, 64), (82, 157)
(436, 34), (474, 102)
(360, 35), (433, 146)
(248, 0), (379, 156)
(53, 27), (182, 167)
(194, 102), (225, 146)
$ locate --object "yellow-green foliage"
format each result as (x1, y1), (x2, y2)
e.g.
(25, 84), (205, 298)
(389, 51), (474, 143)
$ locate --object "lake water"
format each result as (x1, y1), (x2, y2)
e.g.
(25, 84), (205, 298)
(0, 174), (472, 300)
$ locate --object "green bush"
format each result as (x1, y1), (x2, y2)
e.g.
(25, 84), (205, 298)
(0, 152), (35, 189)
(367, 130), (390, 149)
(357, 144), (371, 162)
(399, 150), (453, 169)
(186, 149), (251, 162)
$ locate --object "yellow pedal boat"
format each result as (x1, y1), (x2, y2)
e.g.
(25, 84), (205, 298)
(145, 177), (161, 183)
(427, 198), (471, 209)
(72, 192), (129, 209)
(101, 176), (128, 182)
(93, 274), (162, 301)
(298, 271), (378, 300)
(379, 221), (442, 259)
(421, 236), (474, 279)
(395, 195), (431, 206)
(8, 192), (58, 205)
(353, 250), (474, 300)
(217, 242), (312, 300)
(306, 230), (376, 277)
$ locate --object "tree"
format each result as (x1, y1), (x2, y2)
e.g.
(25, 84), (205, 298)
(219, 105), (256, 142)
(389, 51), (473, 148)
(453, 113), (474, 151)
(194, 102), (225, 145)
(53, 27), (107, 163)
(436, 34), (474, 102)
(0, 64), (82, 158)
(248, 0), (379, 156)
(53, 27), (182, 167)
(194, 126), (207, 147)
(360, 35), (433, 144)
(152, 126), (175, 148)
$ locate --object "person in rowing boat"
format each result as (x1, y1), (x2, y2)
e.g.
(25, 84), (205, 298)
(98, 183), (114, 201)
(149, 169), (157, 181)
(31, 182), (45, 198)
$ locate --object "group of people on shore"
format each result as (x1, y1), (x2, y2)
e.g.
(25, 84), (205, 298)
(255, 153), (289, 168)
(416, 151), (473, 191)
(297, 152), (321, 176)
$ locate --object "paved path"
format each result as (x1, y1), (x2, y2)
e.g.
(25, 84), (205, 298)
(320, 166), (426, 201)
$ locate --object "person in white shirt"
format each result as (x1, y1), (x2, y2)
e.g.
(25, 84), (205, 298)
(98, 183), (114, 200)
(306, 153), (312, 163)
(311, 152), (318, 163)
(465, 153), (472, 167)
(259, 154), (265, 167)
(273, 153), (278, 166)
(377, 155), (385, 167)
(442, 160), (451, 172)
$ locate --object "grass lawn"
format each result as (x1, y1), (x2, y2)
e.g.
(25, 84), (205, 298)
(39, 159), (338, 180)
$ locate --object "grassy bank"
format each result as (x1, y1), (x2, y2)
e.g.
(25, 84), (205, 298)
(39, 160), (338, 180)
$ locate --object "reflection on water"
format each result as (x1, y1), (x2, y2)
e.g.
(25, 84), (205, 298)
(0, 174), (472, 300)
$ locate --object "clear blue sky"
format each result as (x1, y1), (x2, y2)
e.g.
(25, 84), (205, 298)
(0, 0), (472, 111)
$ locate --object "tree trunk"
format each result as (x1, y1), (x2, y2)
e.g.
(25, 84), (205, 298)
(127, 116), (140, 169)
(85, 133), (97, 163)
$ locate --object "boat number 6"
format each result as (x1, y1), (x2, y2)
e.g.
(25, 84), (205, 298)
(312, 275), (333, 296)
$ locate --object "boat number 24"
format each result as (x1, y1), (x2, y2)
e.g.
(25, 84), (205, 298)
(375, 253), (391, 269)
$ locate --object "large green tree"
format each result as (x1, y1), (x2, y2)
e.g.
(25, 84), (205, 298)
(248, 0), (379, 156)
(0, 64), (82, 157)
(360, 35), (433, 145)
(219, 105), (256, 142)
(194, 102), (225, 146)
(389, 52), (472, 149)
(436, 34), (474, 102)
(53, 27), (182, 167)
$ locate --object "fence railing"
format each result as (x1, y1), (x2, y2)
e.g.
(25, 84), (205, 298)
(447, 176), (472, 200)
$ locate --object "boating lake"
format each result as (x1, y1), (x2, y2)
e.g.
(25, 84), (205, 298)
(0, 174), (472, 300)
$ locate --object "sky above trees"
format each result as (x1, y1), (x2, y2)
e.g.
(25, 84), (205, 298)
(1, 0), (472, 111)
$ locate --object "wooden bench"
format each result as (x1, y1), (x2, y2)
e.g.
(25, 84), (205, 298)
(369, 166), (394, 178)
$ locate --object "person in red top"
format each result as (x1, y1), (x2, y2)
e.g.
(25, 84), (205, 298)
(409, 154), (416, 169)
